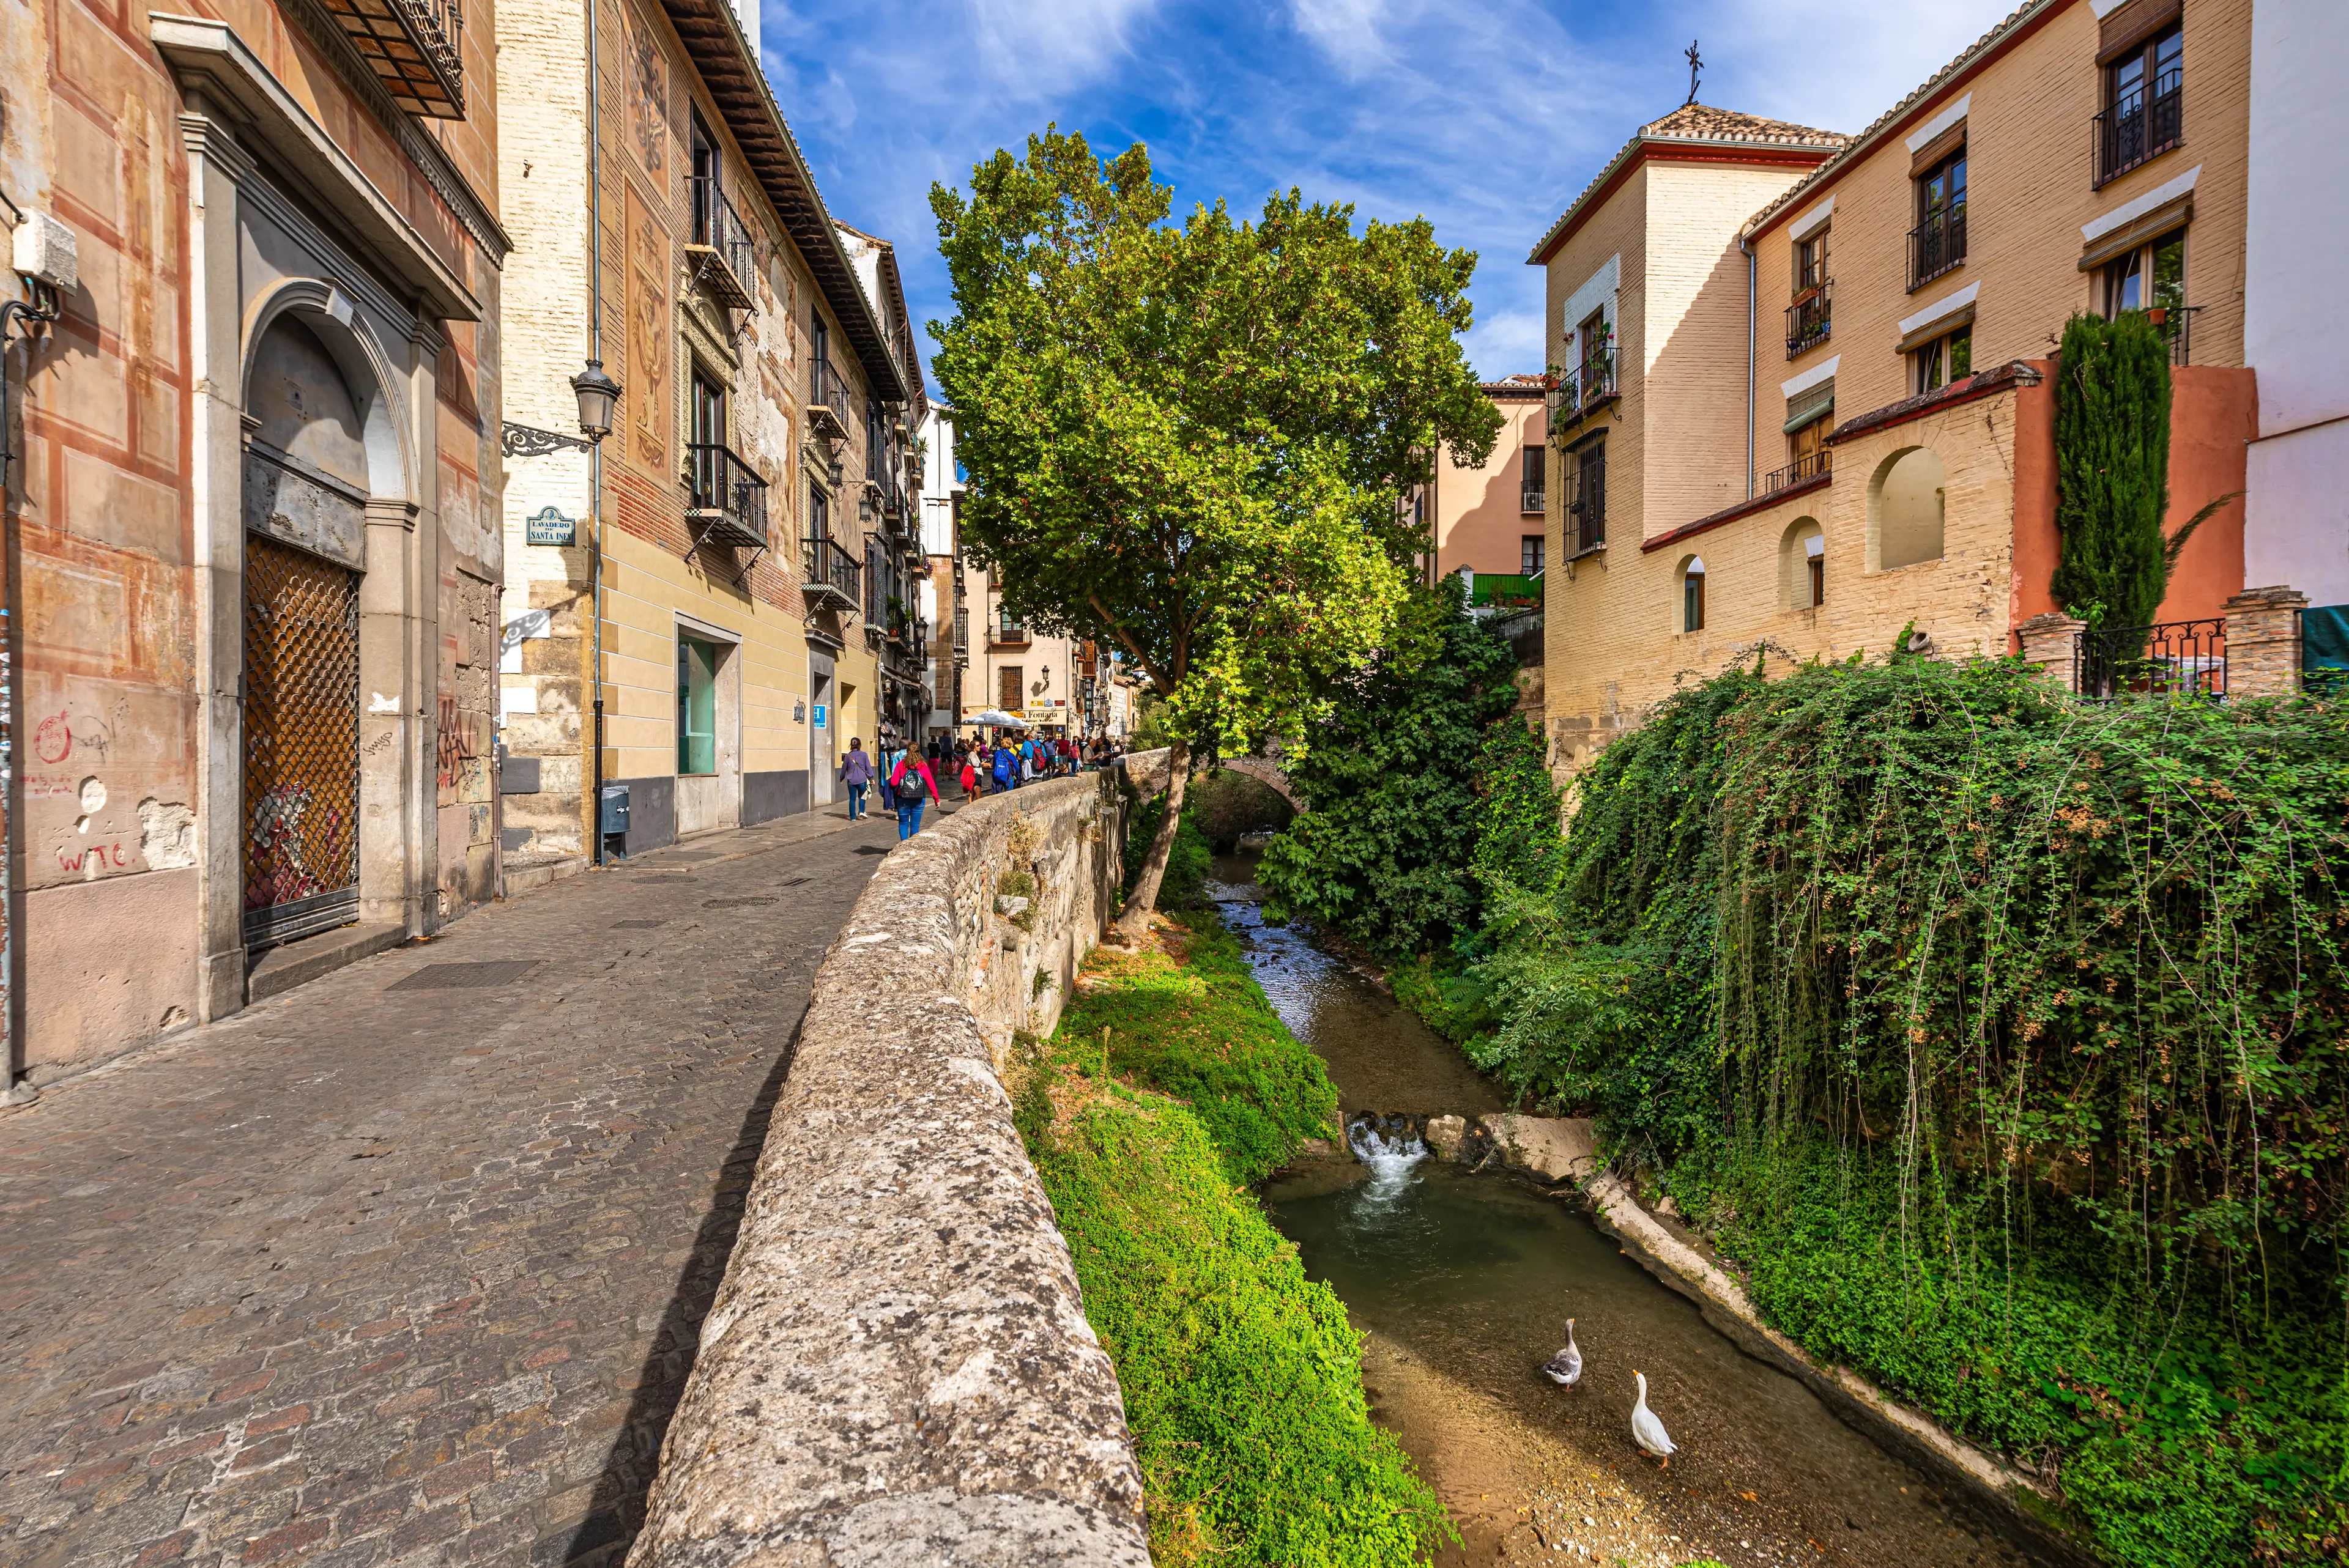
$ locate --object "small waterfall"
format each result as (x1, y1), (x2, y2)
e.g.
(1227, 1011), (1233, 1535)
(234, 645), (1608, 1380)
(1347, 1114), (1428, 1205)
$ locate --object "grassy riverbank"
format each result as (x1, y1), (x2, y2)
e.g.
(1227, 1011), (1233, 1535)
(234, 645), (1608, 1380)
(1016, 913), (1450, 1566)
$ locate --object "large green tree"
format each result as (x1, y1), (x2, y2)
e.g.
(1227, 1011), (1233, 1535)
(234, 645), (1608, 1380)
(929, 129), (1501, 934)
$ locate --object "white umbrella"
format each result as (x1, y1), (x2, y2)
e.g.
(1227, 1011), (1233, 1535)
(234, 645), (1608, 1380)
(969, 709), (1023, 727)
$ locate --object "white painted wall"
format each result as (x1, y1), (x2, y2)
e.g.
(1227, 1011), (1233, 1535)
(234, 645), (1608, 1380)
(2243, 0), (2349, 604)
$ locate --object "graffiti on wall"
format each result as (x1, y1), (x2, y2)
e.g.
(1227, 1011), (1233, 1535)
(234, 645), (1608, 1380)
(435, 693), (478, 791)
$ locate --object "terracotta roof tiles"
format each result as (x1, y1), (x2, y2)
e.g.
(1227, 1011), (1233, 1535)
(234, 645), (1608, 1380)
(1529, 103), (1849, 264)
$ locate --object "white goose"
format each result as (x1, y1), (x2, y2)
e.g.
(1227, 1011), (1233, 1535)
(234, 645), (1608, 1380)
(1630, 1370), (1677, 1467)
(1540, 1318), (1583, 1388)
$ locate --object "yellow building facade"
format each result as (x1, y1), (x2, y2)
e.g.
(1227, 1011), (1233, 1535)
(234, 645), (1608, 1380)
(1534, 0), (2263, 783)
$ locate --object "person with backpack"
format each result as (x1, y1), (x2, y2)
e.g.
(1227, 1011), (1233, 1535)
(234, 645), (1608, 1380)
(992, 741), (1015, 794)
(841, 738), (873, 820)
(889, 747), (939, 840)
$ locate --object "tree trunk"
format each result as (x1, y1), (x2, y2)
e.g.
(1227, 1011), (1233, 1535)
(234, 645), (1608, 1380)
(1113, 736), (1190, 941)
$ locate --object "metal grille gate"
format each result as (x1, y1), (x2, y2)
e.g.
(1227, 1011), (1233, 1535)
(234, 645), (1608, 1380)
(243, 534), (362, 947)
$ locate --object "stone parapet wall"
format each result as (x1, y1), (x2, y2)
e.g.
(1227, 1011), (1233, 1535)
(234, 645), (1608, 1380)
(625, 754), (1171, 1568)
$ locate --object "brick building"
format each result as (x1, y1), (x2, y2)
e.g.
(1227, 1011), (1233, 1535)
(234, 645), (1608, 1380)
(1, 0), (507, 1083)
(492, 0), (926, 868)
(1532, 0), (2279, 782)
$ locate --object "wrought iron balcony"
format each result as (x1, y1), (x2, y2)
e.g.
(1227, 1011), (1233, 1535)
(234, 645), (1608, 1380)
(808, 358), (852, 440)
(319, 0), (465, 118)
(1786, 281), (1833, 357)
(992, 623), (1031, 646)
(1909, 204), (1966, 289)
(1763, 449), (1831, 494)
(688, 177), (757, 309)
(800, 536), (859, 610)
(2093, 75), (2182, 188)
(686, 443), (768, 549)
(1521, 486), (1546, 515)
(1545, 357), (1618, 443)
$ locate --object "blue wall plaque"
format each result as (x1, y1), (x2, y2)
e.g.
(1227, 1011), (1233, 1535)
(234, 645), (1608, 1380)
(525, 506), (577, 547)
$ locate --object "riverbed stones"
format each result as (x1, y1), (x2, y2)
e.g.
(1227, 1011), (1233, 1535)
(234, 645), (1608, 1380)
(1425, 1114), (1467, 1158)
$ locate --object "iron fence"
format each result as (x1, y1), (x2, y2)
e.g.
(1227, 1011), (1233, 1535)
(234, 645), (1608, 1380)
(2076, 618), (2225, 700)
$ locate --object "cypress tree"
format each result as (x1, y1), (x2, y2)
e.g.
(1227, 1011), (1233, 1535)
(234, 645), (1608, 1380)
(2050, 311), (2171, 631)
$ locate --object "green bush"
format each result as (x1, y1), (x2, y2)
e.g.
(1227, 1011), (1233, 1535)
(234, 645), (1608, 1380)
(1259, 579), (1521, 957)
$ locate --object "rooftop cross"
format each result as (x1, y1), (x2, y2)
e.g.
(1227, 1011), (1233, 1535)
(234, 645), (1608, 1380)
(1685, 39), (1702, 106)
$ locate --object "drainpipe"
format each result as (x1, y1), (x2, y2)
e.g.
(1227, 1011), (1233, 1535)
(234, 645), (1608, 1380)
(585, 0), (607, 867)
(1740, 234), (1756, 500)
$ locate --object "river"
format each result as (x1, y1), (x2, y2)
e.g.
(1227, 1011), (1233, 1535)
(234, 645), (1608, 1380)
(1209, 854), (2046, 1568)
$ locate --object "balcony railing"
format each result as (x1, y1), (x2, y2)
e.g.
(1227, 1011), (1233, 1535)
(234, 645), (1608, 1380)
(1786, 281), (1833, 357)
(2076, 618), (2224, 700)
(688, 177), (757, 308)
(1764, 449), (1831, 494)
(1521, 486), (1546, 514)
(1909, 203), (1967, 289)
(686, 443), (768, 549)
(992, 623), (1031, 646)
(800, 536), (859, 610)
(808, 359), (852, 439)
(2151, 304), (2202, 366)
(2093, 74), (2183, 188)
(319, 0), (465, 118)
(1545, 357), (1617, 442)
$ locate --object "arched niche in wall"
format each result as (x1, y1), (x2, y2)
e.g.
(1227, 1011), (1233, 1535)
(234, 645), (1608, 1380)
(1677, 553), (1707, 634)
(1780, 516), (1825, 610)
(1869, 446), (1946, 571)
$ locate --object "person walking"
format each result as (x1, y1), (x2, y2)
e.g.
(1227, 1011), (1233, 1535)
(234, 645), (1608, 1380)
(841, 738), (873, 820)
(877, 737), (900, 813)
(992, 740), (1015, 794)
(959, 749), (980, 801)
(889, 747), (939, 840)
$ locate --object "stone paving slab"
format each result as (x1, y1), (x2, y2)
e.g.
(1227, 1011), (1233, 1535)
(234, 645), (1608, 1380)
(0, 807), (902, 1568)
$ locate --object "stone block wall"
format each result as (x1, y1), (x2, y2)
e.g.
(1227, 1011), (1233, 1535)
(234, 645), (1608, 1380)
(623, 753), (1171, 1568)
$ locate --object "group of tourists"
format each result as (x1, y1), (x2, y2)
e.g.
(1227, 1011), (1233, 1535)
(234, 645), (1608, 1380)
(838, 729), (1126, 841)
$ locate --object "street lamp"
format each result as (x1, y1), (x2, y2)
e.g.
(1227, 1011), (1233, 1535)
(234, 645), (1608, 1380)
(571, 358), (622, 443)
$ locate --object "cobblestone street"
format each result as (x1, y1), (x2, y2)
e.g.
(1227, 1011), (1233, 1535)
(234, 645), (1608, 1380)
(0, 808), (907, 1568)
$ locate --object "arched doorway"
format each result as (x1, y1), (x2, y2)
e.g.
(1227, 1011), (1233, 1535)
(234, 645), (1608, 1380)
(241, 314), (369, 947)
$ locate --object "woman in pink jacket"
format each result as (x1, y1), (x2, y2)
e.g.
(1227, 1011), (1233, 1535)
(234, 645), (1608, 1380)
(888, 750), (940, 840)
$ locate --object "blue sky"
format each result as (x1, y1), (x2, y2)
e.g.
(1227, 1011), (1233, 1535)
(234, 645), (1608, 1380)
(760, 0), (2019, 383)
